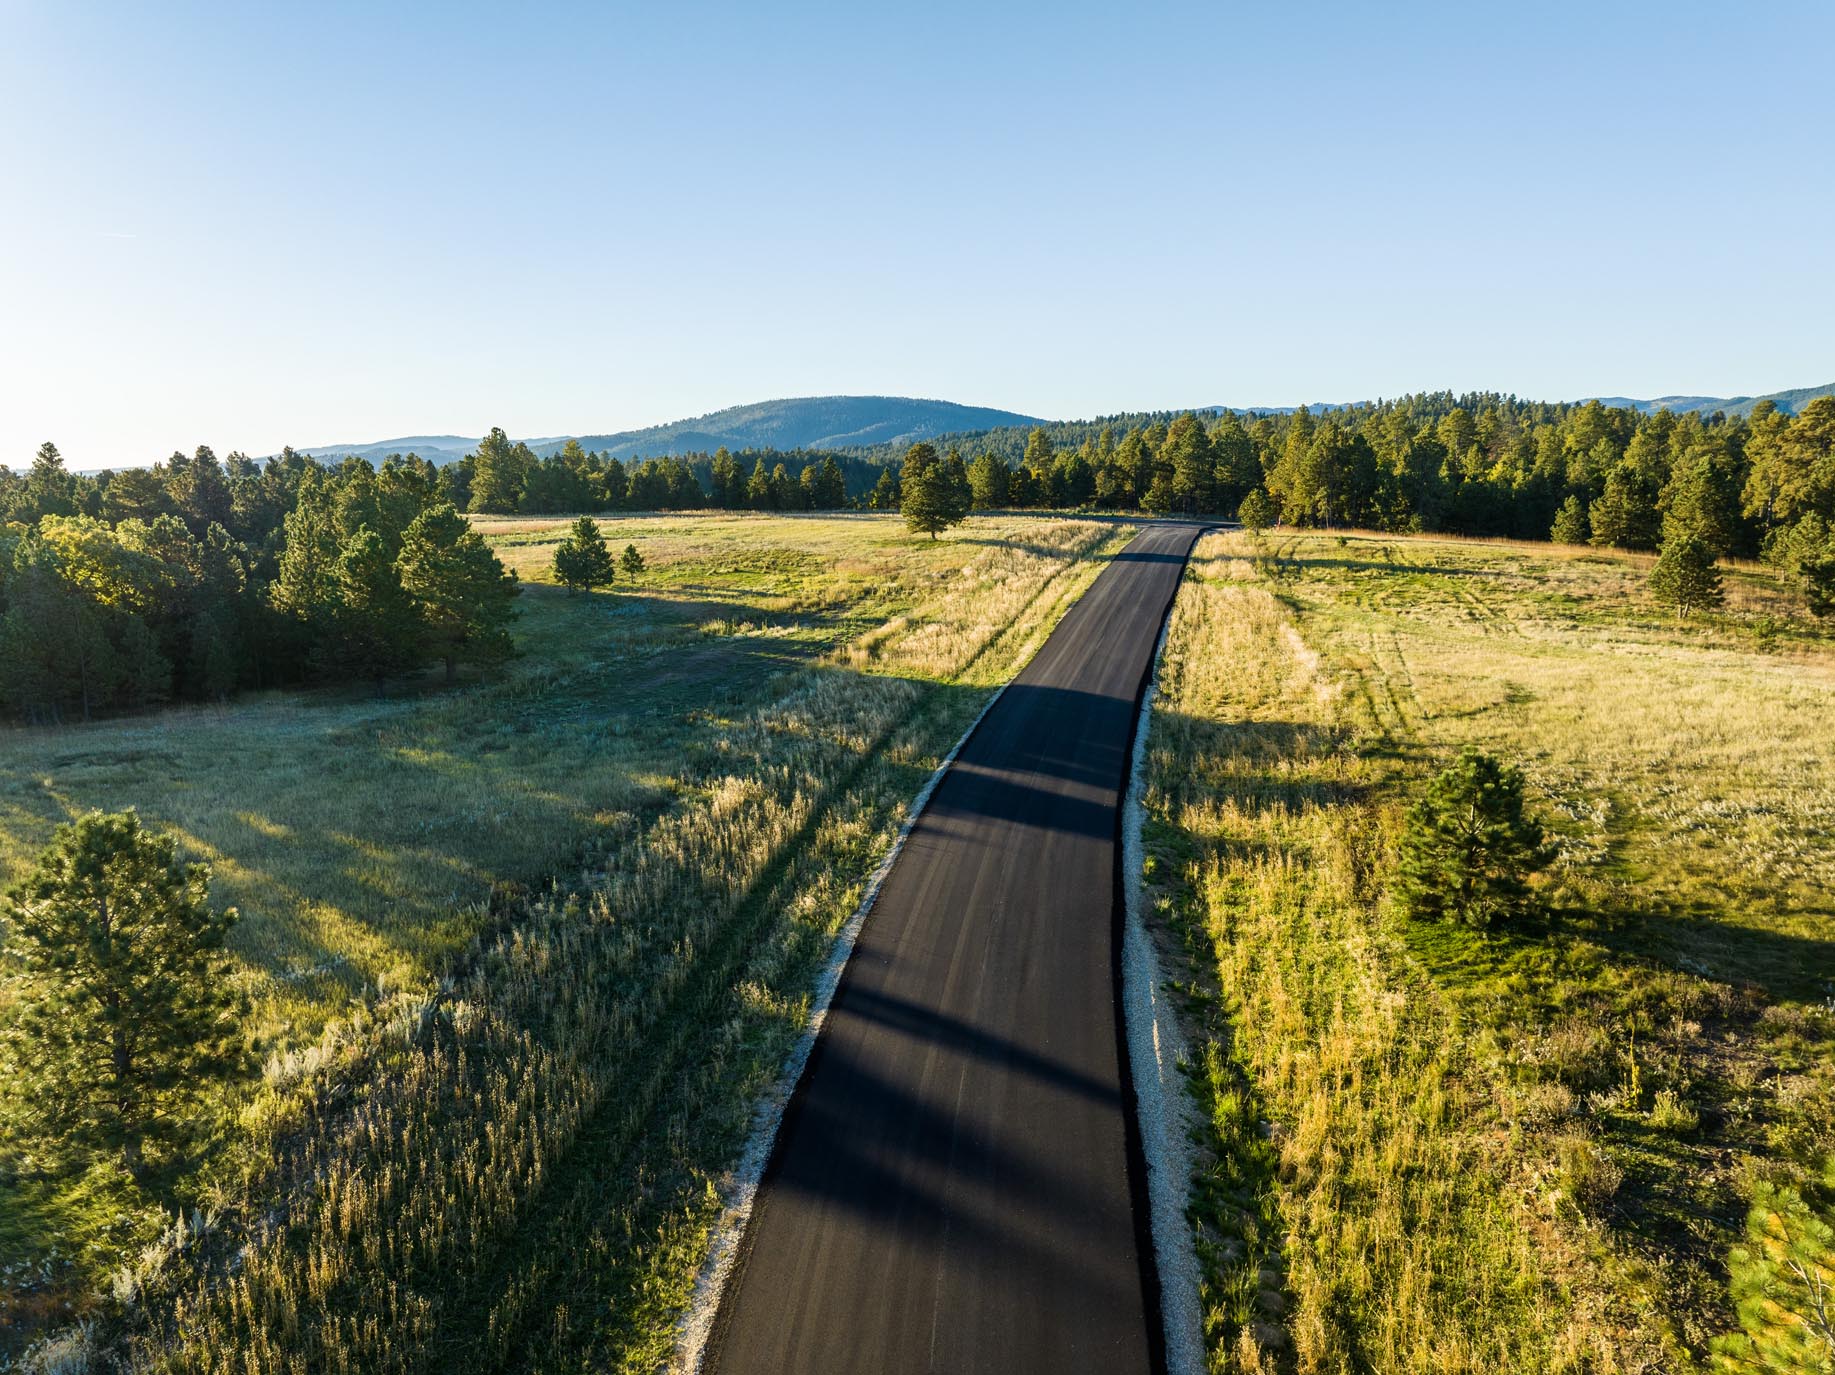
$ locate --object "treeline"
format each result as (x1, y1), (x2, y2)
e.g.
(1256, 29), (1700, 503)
(0, 446), (516, 723)
(451, 430), (867, 514)
(890, 394), (1835, 608)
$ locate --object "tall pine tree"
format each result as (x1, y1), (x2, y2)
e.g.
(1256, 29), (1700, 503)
(396, 504), (519, 680)
(1, 810), (247, 1178)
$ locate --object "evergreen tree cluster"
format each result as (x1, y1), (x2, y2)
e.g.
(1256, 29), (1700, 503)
(455, 431), (860, 515)
(0, 445), (518, 721)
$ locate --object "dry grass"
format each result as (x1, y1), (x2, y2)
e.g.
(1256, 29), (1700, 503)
(1148, 530), (1835, 1372)
(0, 513), (1134, 1370)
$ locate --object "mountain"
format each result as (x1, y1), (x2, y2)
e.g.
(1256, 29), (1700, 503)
(289, 397), (1044, 467)
(549, 395), (1044, 460)
(1583, 384), (1832, 419)
(286, 435), (480, 466)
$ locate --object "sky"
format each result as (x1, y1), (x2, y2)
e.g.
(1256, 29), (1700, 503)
(3, 0), (1831, 467)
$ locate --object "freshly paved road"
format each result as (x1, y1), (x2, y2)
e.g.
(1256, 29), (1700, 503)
(704, 522), (1202, 1375)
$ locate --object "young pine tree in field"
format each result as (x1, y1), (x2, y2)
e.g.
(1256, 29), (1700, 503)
(552, 515), (614, 593)
(1649, 529), (1724, 620)
(396, 503), (519, 681)
(1, 810), (246, 1179)
(620, 542), (645, 580)
(1237, 488), (1276, 535)
(1711, 1183), (1835, 1373)
(900, 443), (965, 539)
(1396, 747), (1553, 928)
(1550, 494), (1590, 546)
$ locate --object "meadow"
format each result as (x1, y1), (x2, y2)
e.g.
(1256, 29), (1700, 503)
(0, 512), (1135, 1369)
(1145, 529), (1835, 1371)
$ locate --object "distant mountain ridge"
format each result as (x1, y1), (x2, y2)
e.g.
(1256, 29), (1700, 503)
(283, 384), (1831, 469)
(291, 396), (1043, 466)
(1581, 384), (1832, 419)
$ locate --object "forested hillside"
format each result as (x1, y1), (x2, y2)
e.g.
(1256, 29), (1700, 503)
(294, 396), (1044, 467)
(556, 394), (1043, 457)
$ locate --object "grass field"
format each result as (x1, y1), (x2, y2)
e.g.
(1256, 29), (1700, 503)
(1146, 529), (1835, 1372)
(0, 512), (1135, 1367)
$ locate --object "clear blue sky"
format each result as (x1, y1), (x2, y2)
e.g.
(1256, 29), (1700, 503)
(4, 0), (1831, 466)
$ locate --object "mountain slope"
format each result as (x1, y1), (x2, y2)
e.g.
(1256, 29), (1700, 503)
(550, 395), (1043, 459)
(291, 397), (1044, 466)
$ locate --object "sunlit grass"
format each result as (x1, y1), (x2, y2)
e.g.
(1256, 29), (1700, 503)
(1149, 530), (1835, 1371)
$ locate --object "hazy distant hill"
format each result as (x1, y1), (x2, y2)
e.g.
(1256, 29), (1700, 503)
(290, 397), (1043, 467)
(289, 435), (480, 466)
(551, 395), (1044, 460)
(1584, 384), (1832, 419)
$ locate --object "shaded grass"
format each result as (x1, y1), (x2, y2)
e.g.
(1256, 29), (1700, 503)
(0, 512), (1138, 1368)
(1148, 531), (1835, 1371)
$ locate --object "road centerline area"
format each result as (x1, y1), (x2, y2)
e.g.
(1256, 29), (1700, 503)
(704, 523), (1202, 1375)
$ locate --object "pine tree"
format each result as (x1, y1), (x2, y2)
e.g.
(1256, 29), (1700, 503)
(969, 452), (1010, 509)
(1801, 547), (1835, 620)
(396, 504), (519, 681)
(709, 448), (743, 508)
(1649, 529), (1724, 619)
(0, 810), (247, 1178)
(552, 515), (615, 593)
(1162, 412), (1215, 513)
(331, 526), (423, 689)
(620, 542), (645, 579)
(1237, 488), (1276, 534)
(746, 458), (774, 510)
(1590, 465), (1661, 550)
(941, 450), (973, 524)
(1550, 494), (1590, 545)
(1395, 747), (1553, 928)
(899, 443), (962, 539)
(1022, 428), (1055, 481)
(25, 441), (77, 520)
(815, 455), (848, 508)
(468, 428), (531, 514)
(1711, 1183), (1835, 1373)
(1662, 447), (1744, 556)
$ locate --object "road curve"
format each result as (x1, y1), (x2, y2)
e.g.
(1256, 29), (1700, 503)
(704, 522), (1202, 1375)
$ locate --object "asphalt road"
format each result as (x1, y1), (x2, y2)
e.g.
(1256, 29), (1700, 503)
(704, 522), (1202, 1375)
